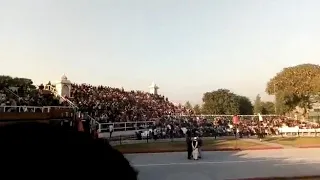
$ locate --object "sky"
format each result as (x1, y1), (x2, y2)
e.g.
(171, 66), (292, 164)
(1, 0), (320, 105)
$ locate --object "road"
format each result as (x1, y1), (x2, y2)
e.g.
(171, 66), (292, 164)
(125, 148), (320, 180)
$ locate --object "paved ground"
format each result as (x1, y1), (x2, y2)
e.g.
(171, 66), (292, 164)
(241, 138), (294, 148)
(125, 148), (320, 180)
(110, 136), (250, 145)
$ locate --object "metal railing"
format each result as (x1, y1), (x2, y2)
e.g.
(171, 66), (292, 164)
(175, 114), (282, 118)
(97, 121), (155, 133)
(3, 87), (21, 99)
(279, 127), (320, 137)
(0, 105), (71, 113)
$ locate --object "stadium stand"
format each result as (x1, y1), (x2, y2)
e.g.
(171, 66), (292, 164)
(1, 74), (319, 140)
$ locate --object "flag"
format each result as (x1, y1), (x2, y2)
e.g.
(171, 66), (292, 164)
(258, 113), (263, 122)
(233, 115), (239, 124)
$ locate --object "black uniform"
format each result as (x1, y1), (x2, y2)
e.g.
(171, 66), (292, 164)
(186, 130), (192, 159)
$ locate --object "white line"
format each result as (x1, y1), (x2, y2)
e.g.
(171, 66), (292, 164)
(133, 158), (315, 167)
(275, 162), (320, 166)
(134, 158), (283, 167)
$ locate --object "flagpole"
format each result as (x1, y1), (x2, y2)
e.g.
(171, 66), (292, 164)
(274, 83), (277, 114)
(233, 115), (239, 150)
(235, 124), (238, 150)
(258, 113), (263, 141)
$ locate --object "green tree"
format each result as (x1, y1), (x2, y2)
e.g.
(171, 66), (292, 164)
(0, 75), (36, 90)
(184, 101), (193, 110)
(274, 92), (297, 115)
(193, 104), (201, 115)
(266, 64), (320, 116)
(201, 89), (253, 115)
(261, 101), (275, 114)
(253, 94), (262, 114)
(237, 95), (254, 115)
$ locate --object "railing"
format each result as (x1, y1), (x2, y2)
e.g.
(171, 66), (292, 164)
(4, 87), (21, 99)
(175, 114), (281, 118)
(278, 127), (320, 137)
(52, 90), (78, 109)
(87, 114), (98, 134)
(0, 105), (71, 113)
(61, 96), (78, 109)
(98, 121), (155, 133)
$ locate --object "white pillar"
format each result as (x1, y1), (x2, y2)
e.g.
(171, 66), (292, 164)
(55, 74), (72, 97)
(149, 82), (159, 95)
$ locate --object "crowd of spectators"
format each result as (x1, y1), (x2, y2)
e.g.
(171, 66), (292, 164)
(1, 77), (318, 132)
(0, 85), (61, 112)
(143, 115), (320, 139)
(1, 80), (190, 118)
(69, 83), (190, 122)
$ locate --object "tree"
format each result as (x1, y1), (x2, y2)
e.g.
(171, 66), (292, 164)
(201, 89), (253, 115)
(266, 64), (320, 116)
(253, 94), (262, 114)
(193, 104), (201, 115)
(237, 95), (254, 115)
(0, 75), (36, 90)
(274, 92), (297, 115)
(261, 101), (275, 114)
(184, 101), (193, 110)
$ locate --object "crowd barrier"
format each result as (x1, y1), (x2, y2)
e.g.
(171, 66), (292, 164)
(97, 121), (155, 133)
(0, 105), (74, 121)
(175, 114), (280, 118)
(278, 127), (320, 137)
(0, 105), (71, 113)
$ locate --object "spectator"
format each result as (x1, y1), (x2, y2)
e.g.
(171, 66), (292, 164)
(68, 83), (191, 122)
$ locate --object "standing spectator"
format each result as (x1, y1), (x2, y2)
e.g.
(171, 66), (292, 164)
(109, 124), (114, 138)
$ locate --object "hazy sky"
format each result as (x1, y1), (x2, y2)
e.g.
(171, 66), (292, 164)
(1, 0), (320, 104)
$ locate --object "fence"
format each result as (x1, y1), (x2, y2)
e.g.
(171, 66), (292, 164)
(95, 114), (293, 133)
(97, 121), (155, 133)
(174, 114), (283, 119)
(278, 127), (320, 137)
(0, 105), (71, 113)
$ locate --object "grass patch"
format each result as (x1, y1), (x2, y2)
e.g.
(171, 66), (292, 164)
(264, 137), (320, 147)
(114, 139), (264, 153)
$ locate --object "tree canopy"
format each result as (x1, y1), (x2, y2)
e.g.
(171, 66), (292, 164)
(193, 104), (201, 115)
(0, 75), (36, 90)
(201, 89), (253, 115)
(261, 101), (275, 114)
(253, 94), (262, 114)
(253, 94), (275, 114)
(266, 64), (320, 96)
(184, 101), (193, 110)
(266, 64), (320, 115)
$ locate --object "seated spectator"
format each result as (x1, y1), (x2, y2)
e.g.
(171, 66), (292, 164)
(69, 83), (191, 122)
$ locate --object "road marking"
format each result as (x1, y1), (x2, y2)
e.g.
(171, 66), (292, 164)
(133, 158), (287, 167)
(275, 162), (320, 166)
(133, 158), (317, 167)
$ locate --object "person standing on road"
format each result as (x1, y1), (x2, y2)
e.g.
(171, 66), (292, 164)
(186, 129), (192, 160)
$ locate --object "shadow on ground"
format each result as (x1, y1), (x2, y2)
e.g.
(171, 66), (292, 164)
(125, 149), (320, 180)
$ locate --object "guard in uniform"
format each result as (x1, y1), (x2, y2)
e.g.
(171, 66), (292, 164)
(186, 129), (192, 159)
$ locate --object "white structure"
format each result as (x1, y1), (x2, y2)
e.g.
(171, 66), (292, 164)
(54, 74), (72, 97)
(149, 82), (159, 95)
